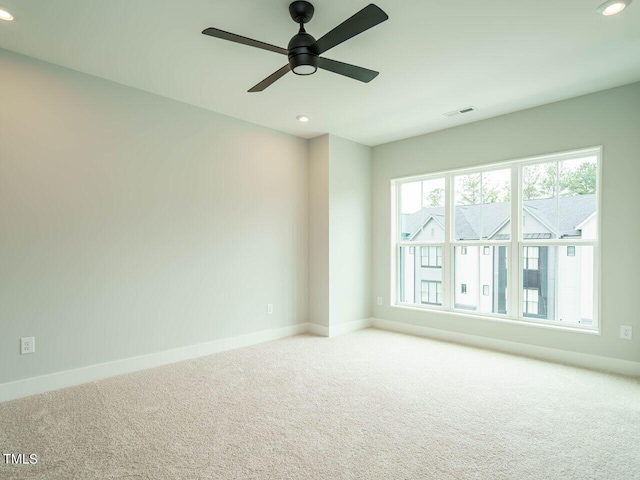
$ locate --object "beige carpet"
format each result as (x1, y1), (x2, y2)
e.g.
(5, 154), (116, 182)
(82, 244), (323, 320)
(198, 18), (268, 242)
(1, 329), (639, 479)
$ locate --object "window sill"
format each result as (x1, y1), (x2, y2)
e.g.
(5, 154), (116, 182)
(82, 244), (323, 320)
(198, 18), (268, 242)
(390, 303), (601, 335)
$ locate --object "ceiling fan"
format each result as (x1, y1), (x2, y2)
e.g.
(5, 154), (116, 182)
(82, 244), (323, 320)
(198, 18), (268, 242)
(202, 1), (389, 92)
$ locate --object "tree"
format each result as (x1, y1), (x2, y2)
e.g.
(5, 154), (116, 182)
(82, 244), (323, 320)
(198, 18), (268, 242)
(522, 164), (544, 200)
(540, 163), (558, 198)
(427, 187), (445, 207)
(523, 161), (597, 199)
(483, 186), (501, 204)
(456, 173), (509, 205)
(457, 174), (481, 205)
(561, 161), (596, 196)
(499, 183), (511, 202)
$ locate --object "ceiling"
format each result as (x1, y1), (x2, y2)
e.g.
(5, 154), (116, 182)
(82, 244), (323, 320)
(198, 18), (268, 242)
(1, 0), (639, 146)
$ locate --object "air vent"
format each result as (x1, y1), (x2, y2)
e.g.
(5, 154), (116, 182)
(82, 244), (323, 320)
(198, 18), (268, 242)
(443, 106), (477, 117)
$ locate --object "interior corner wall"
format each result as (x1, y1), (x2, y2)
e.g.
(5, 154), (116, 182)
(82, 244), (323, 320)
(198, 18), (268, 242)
(372, 82), (640, 365)
(328, 136), (372, 328)
(308, 134), (372, 334)
(308, 135), (330, 329)
(0, 48), (309, 385)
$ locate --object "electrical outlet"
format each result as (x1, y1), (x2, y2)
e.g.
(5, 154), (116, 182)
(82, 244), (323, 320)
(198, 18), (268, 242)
(377, 296), (383, 306)
(20, 337), (35, 355)
(267, 304), (273, 315)
(620, 325), (632, 340)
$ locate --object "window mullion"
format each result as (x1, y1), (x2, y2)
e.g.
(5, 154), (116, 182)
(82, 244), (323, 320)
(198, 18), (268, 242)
(443, 173), (453, 310)
(510, 165), (521, 318)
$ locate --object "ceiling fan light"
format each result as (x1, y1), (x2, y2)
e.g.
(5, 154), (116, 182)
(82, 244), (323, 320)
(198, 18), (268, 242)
(292, 64), (317, 75)
(596, 0), (632, 15)
(289, 52), (318, 76)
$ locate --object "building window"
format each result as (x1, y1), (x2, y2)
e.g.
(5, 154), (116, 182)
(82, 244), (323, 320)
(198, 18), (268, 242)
(394, 147), (599, 330)
(523, 246), (539, 270)
(524, 288), (539, 315)
(421, 281), (442, 305)
(421, 246), (442, 268)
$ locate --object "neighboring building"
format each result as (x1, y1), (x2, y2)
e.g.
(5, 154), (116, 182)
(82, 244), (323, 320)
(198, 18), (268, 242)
(400, 194), (596, 325)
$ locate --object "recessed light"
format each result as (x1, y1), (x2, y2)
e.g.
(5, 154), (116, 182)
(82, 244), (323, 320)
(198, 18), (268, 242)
(0, 8), (14, 21)
(596, 0), (632, 15)
(296, 115), (310, 123)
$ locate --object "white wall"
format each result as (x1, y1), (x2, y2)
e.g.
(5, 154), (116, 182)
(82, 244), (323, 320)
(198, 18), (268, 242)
(372, 82), (640, 364)
(0, 48), (309, 385)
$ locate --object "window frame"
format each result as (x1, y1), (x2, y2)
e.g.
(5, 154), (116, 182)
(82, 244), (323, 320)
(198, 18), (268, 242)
(391, 146), (601, 333)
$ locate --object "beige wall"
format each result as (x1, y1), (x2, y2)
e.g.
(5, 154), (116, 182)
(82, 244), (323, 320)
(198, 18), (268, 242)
(0, 48), (309, 384)
(372, 82), (640, 363)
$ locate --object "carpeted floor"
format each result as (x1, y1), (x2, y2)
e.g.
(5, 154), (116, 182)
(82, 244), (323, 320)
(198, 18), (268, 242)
(1, 328), (639, 479)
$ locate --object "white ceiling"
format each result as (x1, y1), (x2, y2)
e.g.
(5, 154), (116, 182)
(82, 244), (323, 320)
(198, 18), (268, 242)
(1, 0), (639, 146)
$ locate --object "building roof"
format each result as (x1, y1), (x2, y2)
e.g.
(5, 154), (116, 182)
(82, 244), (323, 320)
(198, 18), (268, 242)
(524, 194), (596, 238)
(401, 194), (596, 240)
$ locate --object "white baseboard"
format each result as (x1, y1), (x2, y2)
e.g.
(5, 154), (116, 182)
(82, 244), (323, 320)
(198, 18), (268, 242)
(305, 318), (373, 338)
(0, 323), (308, 403)
(372, 318), (640, 377)
(7, 317), (632, 403)
(329, 318), (374, 337)
(306, 322), (330, 337)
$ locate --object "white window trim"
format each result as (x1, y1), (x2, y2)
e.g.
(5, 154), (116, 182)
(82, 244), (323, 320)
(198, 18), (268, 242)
(390, 146), (602, 333)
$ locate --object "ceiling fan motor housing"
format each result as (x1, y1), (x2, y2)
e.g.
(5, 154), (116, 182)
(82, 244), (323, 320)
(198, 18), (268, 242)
(288, 30), (318, 75)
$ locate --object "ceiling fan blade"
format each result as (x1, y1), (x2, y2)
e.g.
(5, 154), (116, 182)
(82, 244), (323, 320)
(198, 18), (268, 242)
(248, 64), (292, 92)
(313, 4), (388, 55)
(202, 28), (288, 55)
(317, 57), (379, 83)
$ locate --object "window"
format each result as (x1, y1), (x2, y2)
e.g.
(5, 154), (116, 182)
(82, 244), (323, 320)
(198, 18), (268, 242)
(393, 147), (600, 331)
(524, 246), (539, 270)
(421, 246), (442, 267)
(454, 245), (508, 314)
(397, 177), (445, 306)
(421, 281), (442, 305)
(520, 154), (598, 325)
(524, 288), (539, 315)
